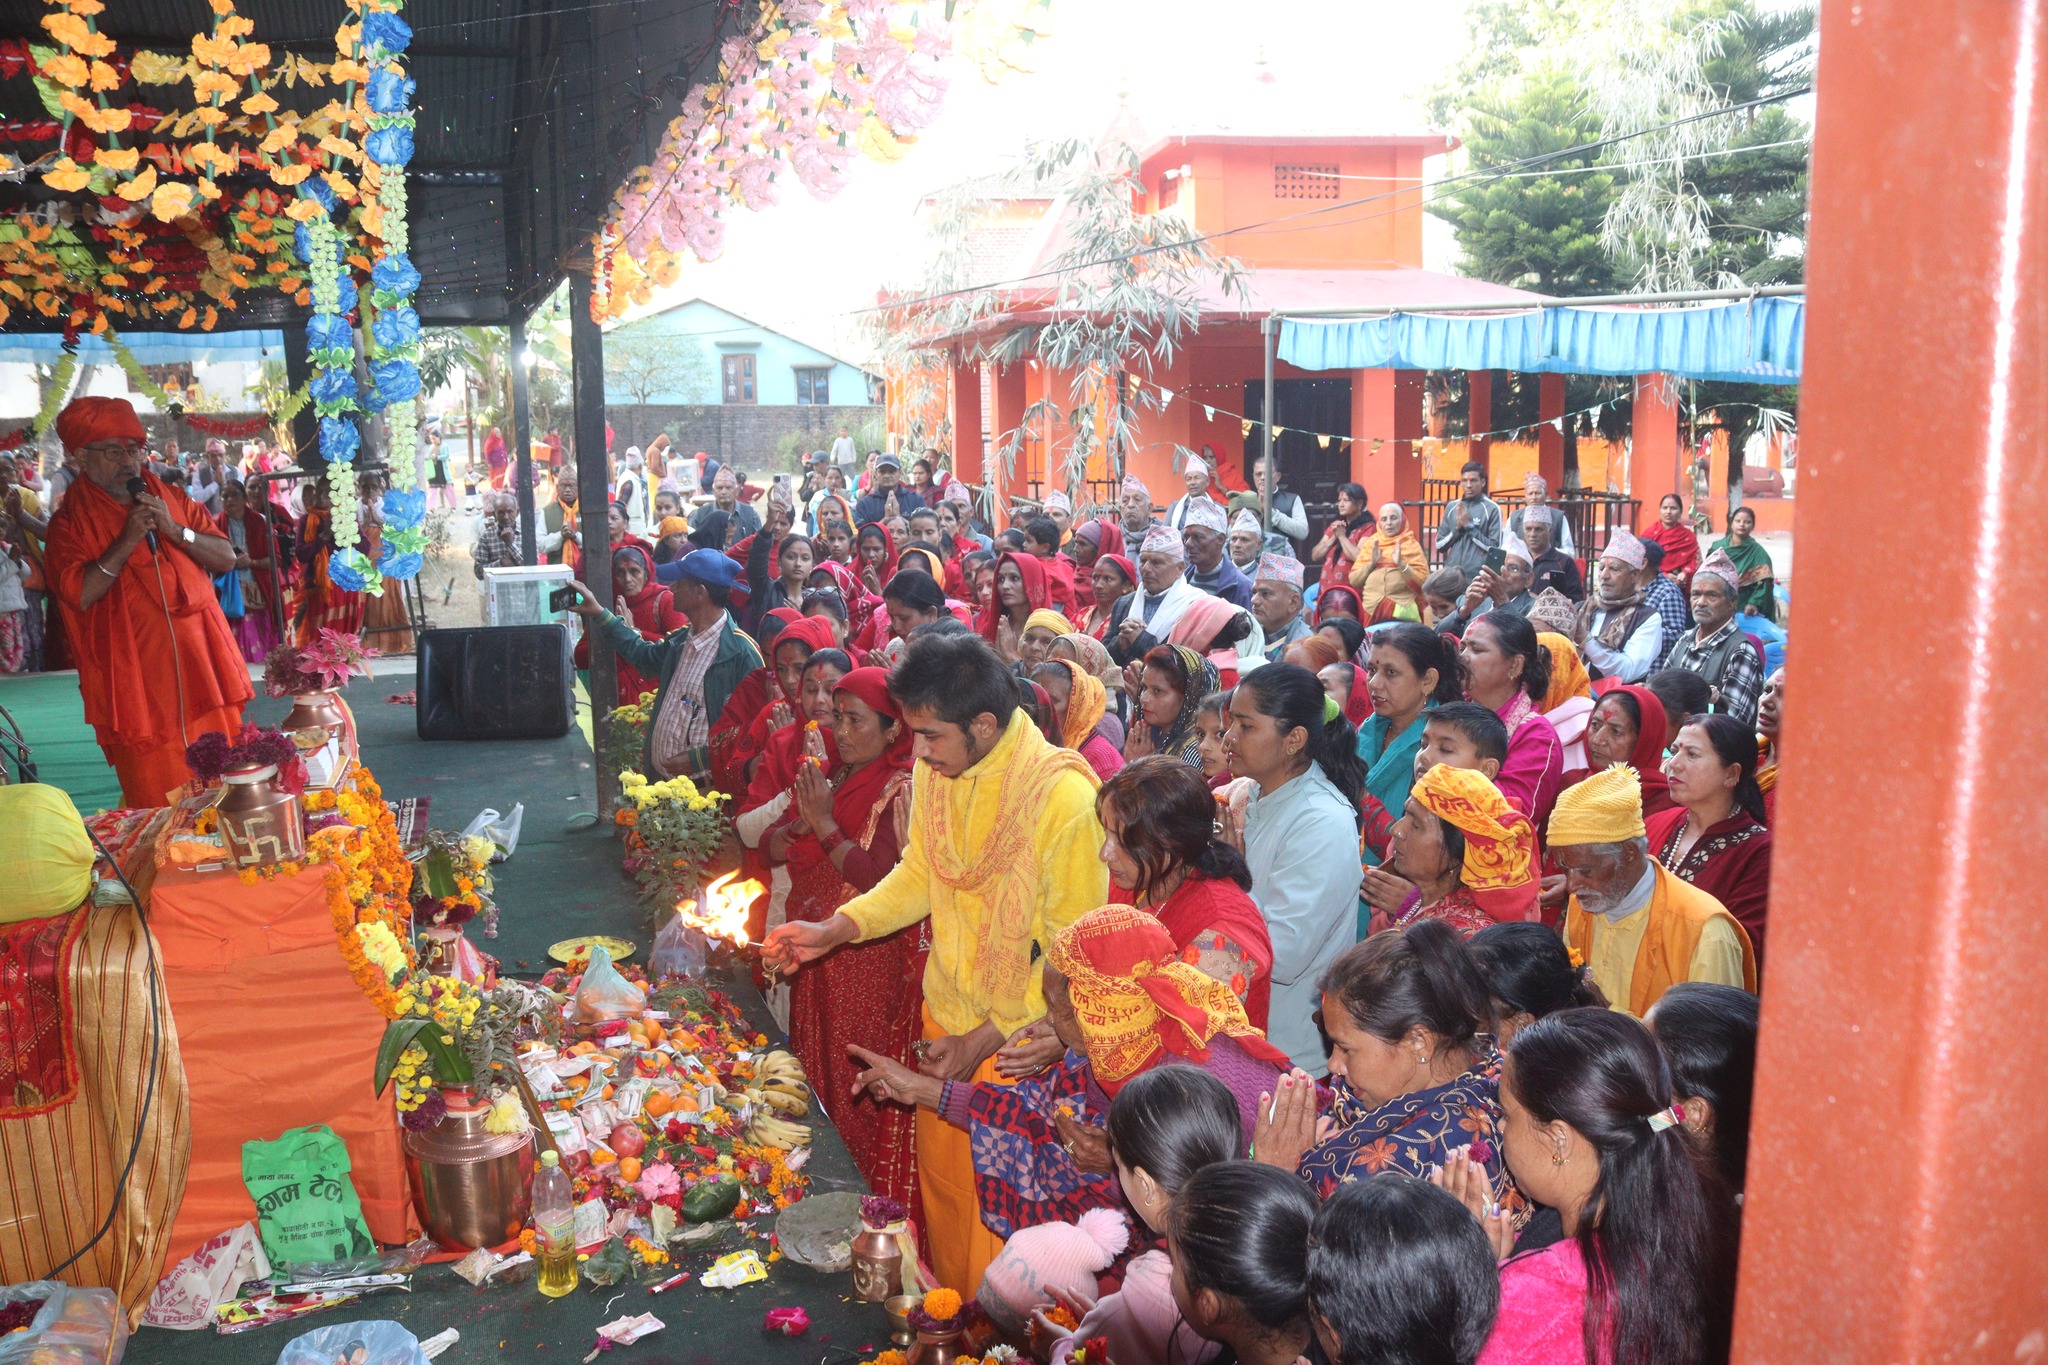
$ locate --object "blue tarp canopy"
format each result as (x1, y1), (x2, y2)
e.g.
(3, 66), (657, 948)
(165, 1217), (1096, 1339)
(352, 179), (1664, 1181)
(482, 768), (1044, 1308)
(0, 330), (285, 365)
(1278, 295), (1802, 384)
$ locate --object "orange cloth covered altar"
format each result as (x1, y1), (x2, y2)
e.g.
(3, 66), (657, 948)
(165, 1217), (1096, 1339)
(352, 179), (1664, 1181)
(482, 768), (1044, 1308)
(152, 859), (415, 1265)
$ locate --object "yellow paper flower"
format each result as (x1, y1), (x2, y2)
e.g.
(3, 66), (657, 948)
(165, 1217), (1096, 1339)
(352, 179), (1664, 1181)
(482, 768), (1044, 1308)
(40, 53), (89, 87)
(115, 163), (158, 201)
(40, 157), (91, 192)
(150, 181), (196, 222)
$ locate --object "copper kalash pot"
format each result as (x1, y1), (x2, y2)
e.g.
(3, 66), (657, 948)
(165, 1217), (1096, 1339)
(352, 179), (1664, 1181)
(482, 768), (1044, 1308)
(402, 1086), (535, 1250)
(283, 690), (360, 772)
(215, 762), (306, 868)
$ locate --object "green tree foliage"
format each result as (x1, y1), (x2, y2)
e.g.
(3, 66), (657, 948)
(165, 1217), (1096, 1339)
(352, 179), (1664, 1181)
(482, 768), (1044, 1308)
(1428, 67), (1620, 296)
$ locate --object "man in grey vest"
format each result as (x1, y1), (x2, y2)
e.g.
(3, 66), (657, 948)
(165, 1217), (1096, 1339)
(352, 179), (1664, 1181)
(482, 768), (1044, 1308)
(1660, 550), (1766, 726)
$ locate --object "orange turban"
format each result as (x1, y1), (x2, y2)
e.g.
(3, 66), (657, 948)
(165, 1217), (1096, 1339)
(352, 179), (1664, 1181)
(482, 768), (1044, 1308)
(1538, 632), (1593, 712)
(1411, 764), (1540, 922)
(1047, 905), (1288, 1094)
(55, 397), (146, 451)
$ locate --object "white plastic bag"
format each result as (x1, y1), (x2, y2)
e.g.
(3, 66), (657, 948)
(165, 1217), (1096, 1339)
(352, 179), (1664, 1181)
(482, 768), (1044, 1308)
(0, 1282), (128, 1364)
(143, 1221), (272, 1330)
(276, 1320), (426, 1365)
(459, 803), (523, 859)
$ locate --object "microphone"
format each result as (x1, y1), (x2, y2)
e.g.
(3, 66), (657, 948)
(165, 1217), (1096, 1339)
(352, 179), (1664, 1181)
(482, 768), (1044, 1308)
(126, 476), (156, 551)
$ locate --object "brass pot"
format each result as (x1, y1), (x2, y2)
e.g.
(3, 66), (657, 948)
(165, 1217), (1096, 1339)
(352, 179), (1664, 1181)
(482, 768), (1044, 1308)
(215, 763), (305, 868)
(283, 689), (349, 734)
(402, 1086), (535, 1251)
(850, 1222), (904, 1303)
(908, 1327), (964, 1365)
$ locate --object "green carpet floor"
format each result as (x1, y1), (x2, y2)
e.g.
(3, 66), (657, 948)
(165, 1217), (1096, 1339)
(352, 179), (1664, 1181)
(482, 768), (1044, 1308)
(91, 672), (890, 1365)
(0, 671), (125, 814)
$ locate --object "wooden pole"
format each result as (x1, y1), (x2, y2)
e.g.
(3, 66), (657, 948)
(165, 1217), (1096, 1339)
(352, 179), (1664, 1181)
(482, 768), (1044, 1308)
(1732, 1), (2048, 1358)
(570, 272), (617, 818)
(510, 314), (537, 565)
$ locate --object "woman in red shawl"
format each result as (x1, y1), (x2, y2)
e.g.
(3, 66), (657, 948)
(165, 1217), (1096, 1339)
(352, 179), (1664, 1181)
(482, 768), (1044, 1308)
(1067, 515), (1123, 575)
(733, 632), (845, 969)
(1096, 756), (1274, 1027)
(293, 478), (364, 644)
(850, 547), (947, 658)
(574, 544), (685, 706)
(808, 556), (877, 630)
(708, 607), (801, 797)
(979, 550), (1055, 662)
(1538, 682), (1674, 925)
(853, 521), (894, 599)
(1646, 713), (1774, 971)
(1079, 553), (1134, 640)
(763, 666), (925, 1209)
(1640, 492), (1701, 592)
(739, 615), (840, 781)
(482, 426), (508, 489)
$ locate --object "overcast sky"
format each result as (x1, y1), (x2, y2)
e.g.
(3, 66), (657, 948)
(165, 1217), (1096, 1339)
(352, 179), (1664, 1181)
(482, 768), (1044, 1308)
(616, 0), (1476, 360)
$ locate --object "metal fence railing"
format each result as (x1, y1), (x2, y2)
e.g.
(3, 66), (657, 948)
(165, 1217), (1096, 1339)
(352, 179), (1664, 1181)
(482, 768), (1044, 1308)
(1409, 479), (1642, 569)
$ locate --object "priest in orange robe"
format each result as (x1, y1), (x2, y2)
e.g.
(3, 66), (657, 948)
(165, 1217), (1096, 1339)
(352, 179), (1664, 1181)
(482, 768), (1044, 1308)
(43, 397), (252, 807)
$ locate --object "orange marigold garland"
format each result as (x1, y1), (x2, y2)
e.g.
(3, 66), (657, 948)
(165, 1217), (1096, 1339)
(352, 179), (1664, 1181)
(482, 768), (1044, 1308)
(307, 760), (416, 1016)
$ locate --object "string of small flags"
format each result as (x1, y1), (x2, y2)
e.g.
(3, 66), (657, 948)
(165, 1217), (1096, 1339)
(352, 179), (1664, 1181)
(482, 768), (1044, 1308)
(1128, 375), (1616, 449)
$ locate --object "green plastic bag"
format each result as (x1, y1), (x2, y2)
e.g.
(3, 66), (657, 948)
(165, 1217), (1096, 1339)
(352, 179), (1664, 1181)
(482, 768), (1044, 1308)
(241, 1125), (376, 1270)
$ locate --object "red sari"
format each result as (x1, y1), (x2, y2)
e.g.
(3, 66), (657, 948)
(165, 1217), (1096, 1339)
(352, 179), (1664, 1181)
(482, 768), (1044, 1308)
(1145, 874), (1275, 1030)
(763, 668), (925, 1208)
(1646, 805), (1774, 973)
(292, 507), (364, 645)
(1641, 520), (1701, 589)
(575, 546), (686, 706)
(708, 608), (804, 796)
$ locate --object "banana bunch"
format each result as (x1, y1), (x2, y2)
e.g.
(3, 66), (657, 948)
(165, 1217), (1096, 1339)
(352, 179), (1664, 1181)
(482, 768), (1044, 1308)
(748, 1112), (812, 1149)
(749, 1051), (812, 1118)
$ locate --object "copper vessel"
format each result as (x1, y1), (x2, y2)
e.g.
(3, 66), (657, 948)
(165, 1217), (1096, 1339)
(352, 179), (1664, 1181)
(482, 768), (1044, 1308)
(283, 689), (349, 734)
(284, 690), (359, 769)
(215, 763), (305, 868)
(850, 1222), (904, 1303)
(402, 1086), (535, 1251)
(908, 1328), (964, 1365)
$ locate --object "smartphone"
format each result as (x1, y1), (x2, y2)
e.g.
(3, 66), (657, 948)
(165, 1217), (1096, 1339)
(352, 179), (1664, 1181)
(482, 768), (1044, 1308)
(548, 585), (581, 613)
(1482, 546), (1507, 573)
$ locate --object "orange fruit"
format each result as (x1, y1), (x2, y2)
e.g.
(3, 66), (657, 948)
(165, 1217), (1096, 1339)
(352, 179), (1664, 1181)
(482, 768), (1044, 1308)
(617, 1156), (642, 1182)
(592, 1148), (616, 1166)
(643, 1092), (672, 1118)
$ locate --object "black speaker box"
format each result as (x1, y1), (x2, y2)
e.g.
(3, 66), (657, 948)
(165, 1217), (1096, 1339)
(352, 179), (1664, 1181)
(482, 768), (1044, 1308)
(415, 625), (574, 740)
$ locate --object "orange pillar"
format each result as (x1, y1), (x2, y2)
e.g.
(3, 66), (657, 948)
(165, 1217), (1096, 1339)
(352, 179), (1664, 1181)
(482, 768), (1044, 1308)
(1352, 368), (1423, 508)
(1469, 369), (1494, 480)
(988, 360), (1030, 527)
(1535, 372), (1565, 490)
(950, 355), (984, 485)
(1731, 2), (2048, 1361)
(1630, 373), (1680, 509)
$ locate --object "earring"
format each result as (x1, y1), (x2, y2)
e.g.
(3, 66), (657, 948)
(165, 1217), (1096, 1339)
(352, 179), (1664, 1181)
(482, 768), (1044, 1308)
(1551, 1149), (1566, 1166)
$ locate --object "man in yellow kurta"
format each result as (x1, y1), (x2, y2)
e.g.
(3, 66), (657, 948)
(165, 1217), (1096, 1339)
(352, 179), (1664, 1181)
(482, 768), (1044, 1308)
(1551, 764), (1756, 1017)
(764, 632), (1106, 1292)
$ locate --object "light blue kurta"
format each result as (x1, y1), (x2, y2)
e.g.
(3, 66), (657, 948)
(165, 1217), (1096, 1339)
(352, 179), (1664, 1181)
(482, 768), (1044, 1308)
(1243, 762), (1363, 1075)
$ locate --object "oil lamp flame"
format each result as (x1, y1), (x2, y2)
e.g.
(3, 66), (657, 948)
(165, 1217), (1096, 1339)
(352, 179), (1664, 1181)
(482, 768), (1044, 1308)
(678, 870), (762, 947)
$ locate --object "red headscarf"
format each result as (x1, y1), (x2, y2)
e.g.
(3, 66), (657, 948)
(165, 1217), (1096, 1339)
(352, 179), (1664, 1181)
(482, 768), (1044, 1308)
(855, 520), (896, 585)
(1046, 905), (1288, 1094)
(1073, 516), (1126, 559)
(810, 557), (877, 623)
(782, 666), (913, 875)
(977, 550), (1052, 640)
(773, 613), (840, 659)
(1339, 662), (1375, 727)
(1315, 585), (1363, 625)
(1603, 683), (1673, 815)
(610, 544), (670, 621)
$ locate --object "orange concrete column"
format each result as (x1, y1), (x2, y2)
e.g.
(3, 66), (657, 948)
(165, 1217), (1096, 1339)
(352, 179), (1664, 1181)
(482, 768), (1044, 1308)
(1352, 368), (1424, 508)
(987, 360), (1030, 527)
(1731, 1), (2048, 1361)
(950, 356), (984, 486)
(1468, 369), (1494, 480)
(1630, 373), (1680, 508)
(1535, 372), (1565, 490)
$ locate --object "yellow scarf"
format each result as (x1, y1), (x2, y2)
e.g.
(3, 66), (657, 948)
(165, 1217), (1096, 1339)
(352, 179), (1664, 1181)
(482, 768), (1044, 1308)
(919, 711), (1099, 1010)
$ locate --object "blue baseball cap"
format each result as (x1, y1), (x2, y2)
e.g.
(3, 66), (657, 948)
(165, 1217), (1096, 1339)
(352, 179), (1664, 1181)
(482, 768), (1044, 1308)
(676, 548), (742, 590)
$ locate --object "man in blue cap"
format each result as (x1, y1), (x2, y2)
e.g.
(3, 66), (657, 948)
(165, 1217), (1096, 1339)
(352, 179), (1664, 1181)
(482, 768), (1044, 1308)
(568, 548), (761, 782)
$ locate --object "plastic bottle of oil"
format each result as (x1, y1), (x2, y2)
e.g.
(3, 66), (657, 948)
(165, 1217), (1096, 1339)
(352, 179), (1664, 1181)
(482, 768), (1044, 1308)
(532, 1150), (579, 1298)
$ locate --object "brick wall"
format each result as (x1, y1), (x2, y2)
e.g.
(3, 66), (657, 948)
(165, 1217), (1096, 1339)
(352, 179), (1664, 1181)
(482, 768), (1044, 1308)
(606, 403), (881, 475)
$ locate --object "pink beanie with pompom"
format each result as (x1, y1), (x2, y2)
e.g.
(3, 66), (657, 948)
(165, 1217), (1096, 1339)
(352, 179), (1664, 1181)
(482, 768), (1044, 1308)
(974, 1207), (1131, 1337)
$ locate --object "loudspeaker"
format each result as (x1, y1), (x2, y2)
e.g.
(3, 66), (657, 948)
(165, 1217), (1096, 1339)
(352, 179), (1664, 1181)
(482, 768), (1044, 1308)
(416, 625), (574, 741)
